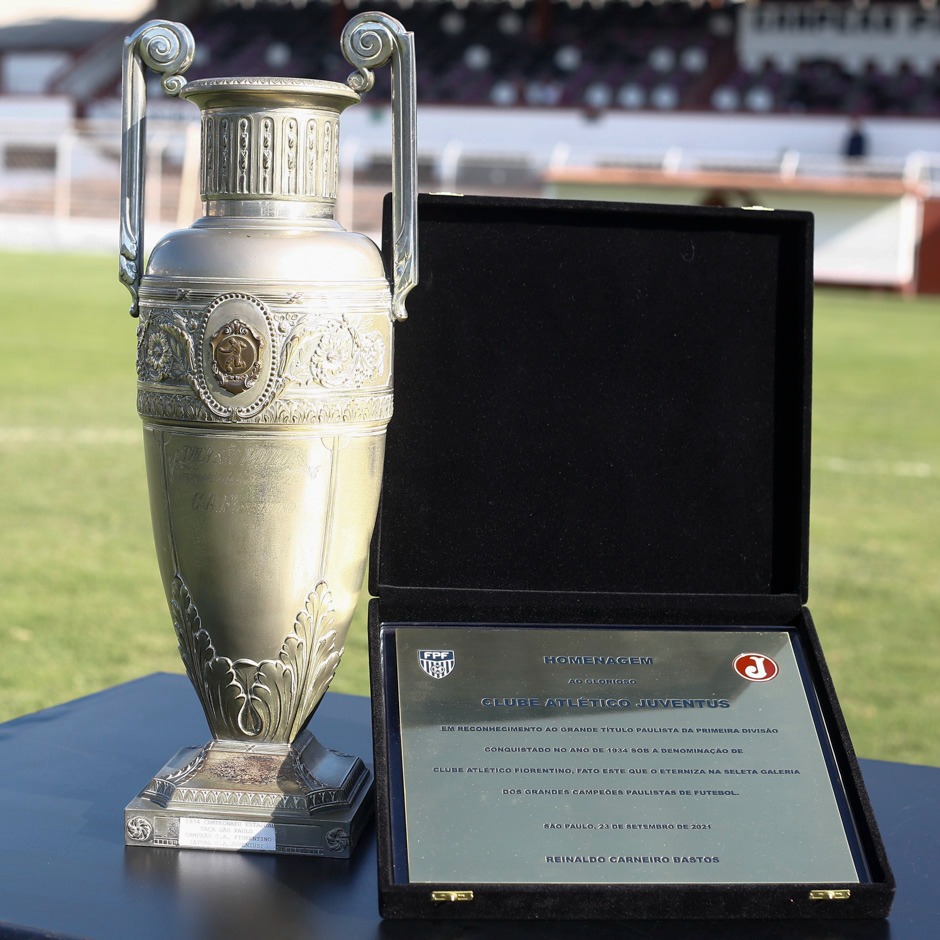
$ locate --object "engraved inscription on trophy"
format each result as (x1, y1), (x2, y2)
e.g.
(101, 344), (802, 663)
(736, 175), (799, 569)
(178, 818), (277, 852)
(210, 318), (263, 393)
(162, 438), (319, 524)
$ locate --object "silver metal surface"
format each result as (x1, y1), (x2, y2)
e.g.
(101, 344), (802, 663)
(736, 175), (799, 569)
(341, 13), (417, 320)
(124, 731), (372, 857)
(120, 20), (195, 317)
(392, 626), (861, 885)
(120, 15), (417, 856)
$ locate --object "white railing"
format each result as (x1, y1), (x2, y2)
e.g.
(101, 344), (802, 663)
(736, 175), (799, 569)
(562, 146), (939, 189)
(0, 118), (197, 223)
(2, 114), (939, 255)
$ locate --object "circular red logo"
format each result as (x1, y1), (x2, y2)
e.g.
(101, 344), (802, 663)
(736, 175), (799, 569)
(733, 653), (779, 682)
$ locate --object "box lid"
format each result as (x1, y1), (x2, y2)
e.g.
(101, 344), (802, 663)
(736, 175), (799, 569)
(374, 194), (813, 620)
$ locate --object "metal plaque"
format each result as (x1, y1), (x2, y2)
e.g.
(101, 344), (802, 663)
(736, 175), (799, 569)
(390, 626), (862, 885)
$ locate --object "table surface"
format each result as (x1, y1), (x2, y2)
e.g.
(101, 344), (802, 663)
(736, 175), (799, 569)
(0, 673), (934, 940)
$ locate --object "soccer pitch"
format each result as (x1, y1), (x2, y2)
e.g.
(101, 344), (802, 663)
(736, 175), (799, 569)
(1, 250), (937, 766)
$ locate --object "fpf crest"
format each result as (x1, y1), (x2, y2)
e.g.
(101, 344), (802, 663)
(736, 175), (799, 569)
(418, 649), (455, 679)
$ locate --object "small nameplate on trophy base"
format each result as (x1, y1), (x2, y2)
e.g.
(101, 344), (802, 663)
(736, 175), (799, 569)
(124, 731), (373, 858)
(383, 625), (864, 887)
(177, 817), (277, 852)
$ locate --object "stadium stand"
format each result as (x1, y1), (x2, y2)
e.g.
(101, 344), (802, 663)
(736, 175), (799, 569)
(26, 0), (940, 118)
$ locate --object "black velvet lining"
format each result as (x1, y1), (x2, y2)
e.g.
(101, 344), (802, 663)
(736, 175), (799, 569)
(375, 195), (812, 606)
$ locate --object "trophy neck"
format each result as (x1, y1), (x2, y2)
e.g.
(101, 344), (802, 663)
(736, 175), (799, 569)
(180, 78), (360, 220)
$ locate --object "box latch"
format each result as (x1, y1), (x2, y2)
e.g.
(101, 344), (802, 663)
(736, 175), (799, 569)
(431, 890), (474, 903)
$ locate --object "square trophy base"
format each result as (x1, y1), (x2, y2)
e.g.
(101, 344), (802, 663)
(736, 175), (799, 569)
(124, 729), (374, 858)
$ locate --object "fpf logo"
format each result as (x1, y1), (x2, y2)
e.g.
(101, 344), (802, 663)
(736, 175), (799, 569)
(733, 653), (779, 682)
(418, 649), (456, 679)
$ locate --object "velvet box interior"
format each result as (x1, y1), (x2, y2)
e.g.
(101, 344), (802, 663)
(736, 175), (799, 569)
(367, 194), (894, 920)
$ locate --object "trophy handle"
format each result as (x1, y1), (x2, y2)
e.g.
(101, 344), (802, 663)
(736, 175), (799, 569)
(120, 20), (195, 317)
(341, 13), (418, 321)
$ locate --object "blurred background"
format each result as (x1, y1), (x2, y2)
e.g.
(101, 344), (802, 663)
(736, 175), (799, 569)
(0, 0), (938, 765)
(2, 0), (940, 284)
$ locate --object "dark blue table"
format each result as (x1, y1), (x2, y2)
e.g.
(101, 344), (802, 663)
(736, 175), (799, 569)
(0, 674), (933, 939)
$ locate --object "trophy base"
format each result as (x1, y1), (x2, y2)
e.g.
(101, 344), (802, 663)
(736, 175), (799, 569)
(124, 730), (373, 858)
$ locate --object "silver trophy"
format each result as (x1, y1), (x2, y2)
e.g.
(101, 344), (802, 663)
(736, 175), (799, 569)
(120, 15), (416, 858)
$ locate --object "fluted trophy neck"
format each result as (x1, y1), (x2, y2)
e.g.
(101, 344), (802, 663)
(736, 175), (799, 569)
(180, 77), (361, 220)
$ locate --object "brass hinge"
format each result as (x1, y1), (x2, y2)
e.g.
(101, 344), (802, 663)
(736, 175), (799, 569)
(431, 890), (474, 903)
(809, 889), (852, 901)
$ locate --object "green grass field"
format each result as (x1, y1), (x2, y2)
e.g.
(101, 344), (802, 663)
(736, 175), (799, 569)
(1, 251), (938, 766)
